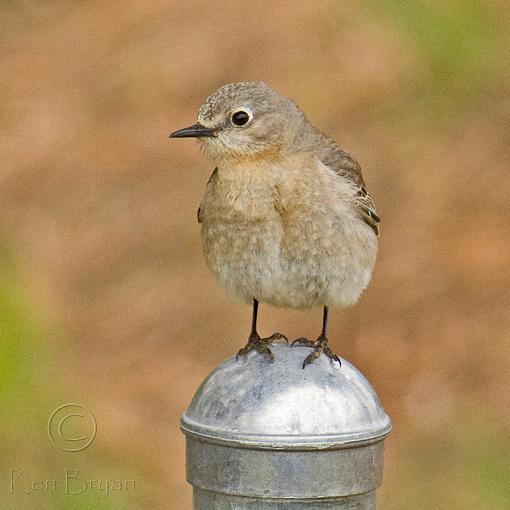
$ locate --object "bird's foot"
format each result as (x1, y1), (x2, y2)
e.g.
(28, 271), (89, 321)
(236, 332), (288, 363)
(291, 335), (341, 369)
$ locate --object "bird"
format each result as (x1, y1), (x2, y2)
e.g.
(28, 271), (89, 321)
(170, 82), (379, 368)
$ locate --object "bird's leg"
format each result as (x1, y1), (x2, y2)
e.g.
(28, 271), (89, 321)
(236, 299), (288, 363)
(291, 306), (341, 368)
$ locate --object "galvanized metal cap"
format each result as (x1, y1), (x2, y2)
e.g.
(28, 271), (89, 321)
(181, 343), (391, 450)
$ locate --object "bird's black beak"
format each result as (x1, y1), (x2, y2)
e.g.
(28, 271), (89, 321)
(169, 123), (216, 138)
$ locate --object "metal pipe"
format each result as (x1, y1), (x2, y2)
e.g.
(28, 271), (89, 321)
(182, 343), (391, 509)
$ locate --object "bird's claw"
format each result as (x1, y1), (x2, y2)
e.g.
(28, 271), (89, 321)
(236, 332), (288, 363)
(292, 335), (341, 369)
(266, 332), (288, 344)
(291, 337), (315, 347)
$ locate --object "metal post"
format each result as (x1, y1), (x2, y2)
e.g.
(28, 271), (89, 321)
(181, 343), (391, 509)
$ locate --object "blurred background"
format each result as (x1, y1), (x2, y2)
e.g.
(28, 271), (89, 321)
(1, 1), (509, 508)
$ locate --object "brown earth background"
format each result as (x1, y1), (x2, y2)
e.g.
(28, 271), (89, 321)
(1, 1), (509, 509)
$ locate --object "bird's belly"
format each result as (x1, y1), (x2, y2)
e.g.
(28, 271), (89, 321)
(279, 205), (379, 308)
(201, 212), (378, 310)
(201, 216), (286, 305)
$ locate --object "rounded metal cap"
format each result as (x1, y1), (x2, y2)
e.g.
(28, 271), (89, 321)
(181, 343), (391, 449)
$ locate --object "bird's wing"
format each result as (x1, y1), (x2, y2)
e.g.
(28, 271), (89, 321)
(318, 141), (380, 236)
(197, 167), (218, 224)
(354, 185), (380, 236)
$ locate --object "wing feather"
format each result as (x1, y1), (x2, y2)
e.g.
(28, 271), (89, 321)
(197, 167), (218, 224)
(317, 141), (380, 236)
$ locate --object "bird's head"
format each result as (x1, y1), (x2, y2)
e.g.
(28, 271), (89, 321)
(170, 82), (305, 163)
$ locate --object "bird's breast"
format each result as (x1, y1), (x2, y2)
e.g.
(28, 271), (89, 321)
(199, 175), (285, 304)
(198, 160), (378, 309)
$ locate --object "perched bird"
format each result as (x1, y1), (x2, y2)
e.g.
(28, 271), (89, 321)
(170, 82), (379, 368)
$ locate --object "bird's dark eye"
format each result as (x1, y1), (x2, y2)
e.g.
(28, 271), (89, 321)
(231, 109), (252, 127)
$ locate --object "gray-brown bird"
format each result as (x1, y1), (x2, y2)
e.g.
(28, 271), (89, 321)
(170, 82), (379, 368)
